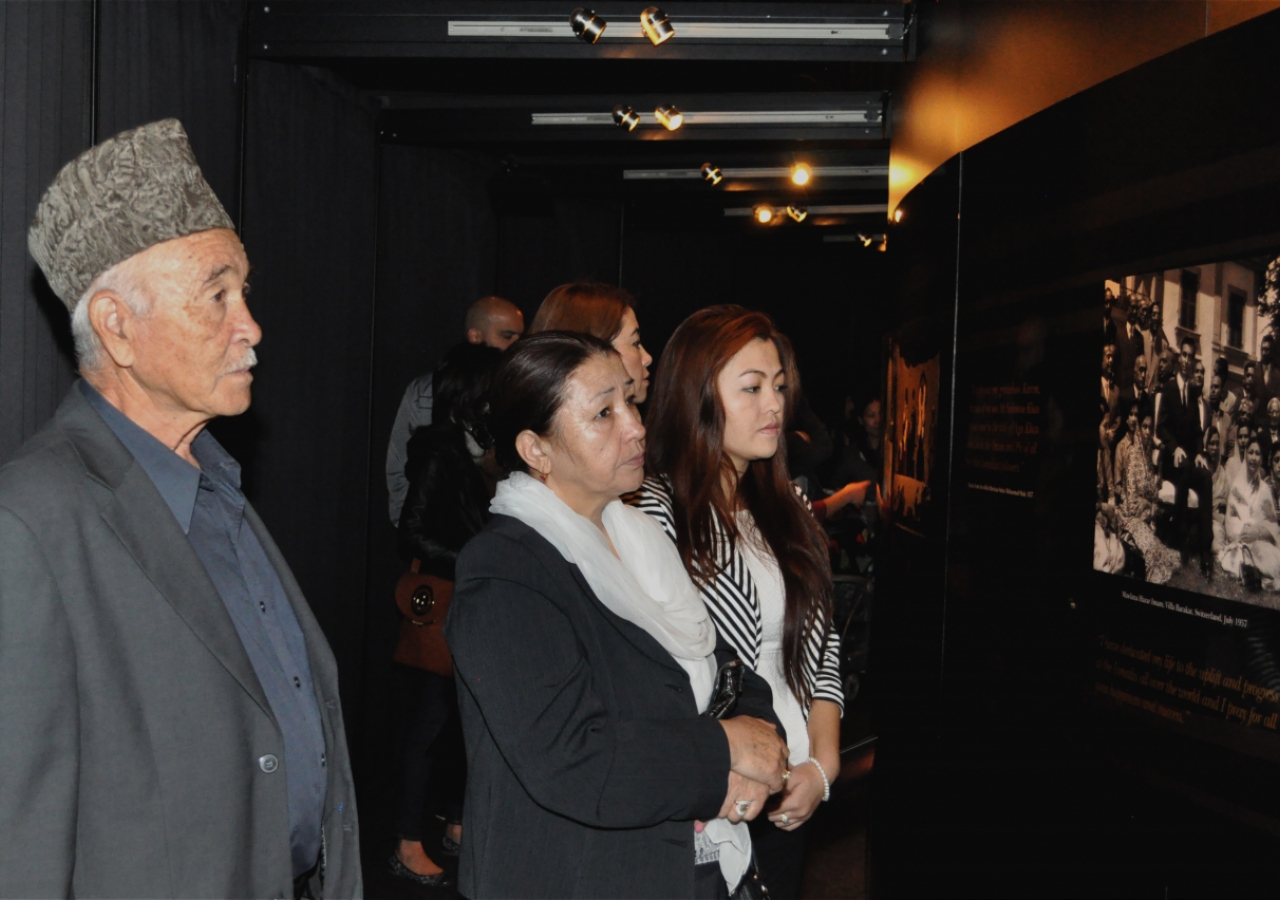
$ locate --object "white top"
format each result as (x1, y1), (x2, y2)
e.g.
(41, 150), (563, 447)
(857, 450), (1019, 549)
(736, 513), (810, 765)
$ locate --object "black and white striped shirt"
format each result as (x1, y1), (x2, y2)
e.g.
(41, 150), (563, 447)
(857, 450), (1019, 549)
(627, 476), (844, 717)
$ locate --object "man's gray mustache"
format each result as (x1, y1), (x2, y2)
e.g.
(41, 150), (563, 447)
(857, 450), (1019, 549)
(225, 347), (258, 374)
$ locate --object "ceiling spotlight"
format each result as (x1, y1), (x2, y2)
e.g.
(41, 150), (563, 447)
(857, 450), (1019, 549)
(569, 8), (607, 43)
(701, 163), (723, 185)
(857, 232), (873, 247)
(790, 163), (812, 186)
(753, 204), (775, 224)
(612, 104), (641, 131)
(893, 207), (904, 222)
(879, 237), (888, 251)
(786, 205), (808, 222)
(640, 7), (675, 45)
(654, 105), (683, 131)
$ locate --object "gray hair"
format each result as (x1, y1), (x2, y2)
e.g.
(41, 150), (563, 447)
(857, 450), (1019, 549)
(71, 255), (154, 371)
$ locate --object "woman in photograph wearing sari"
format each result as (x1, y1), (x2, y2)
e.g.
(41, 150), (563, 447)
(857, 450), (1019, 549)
(1111, 400), (1180, 584)
(1218, 435), (1280, 589)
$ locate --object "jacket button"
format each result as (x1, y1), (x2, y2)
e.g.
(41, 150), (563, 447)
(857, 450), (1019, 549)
(259, 754), (279, 773)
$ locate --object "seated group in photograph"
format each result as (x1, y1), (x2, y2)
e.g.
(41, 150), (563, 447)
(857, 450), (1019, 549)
(1097, 289), (1280, 594)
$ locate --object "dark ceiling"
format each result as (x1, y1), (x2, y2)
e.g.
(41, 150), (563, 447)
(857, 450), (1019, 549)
(255, 1), (912, 235)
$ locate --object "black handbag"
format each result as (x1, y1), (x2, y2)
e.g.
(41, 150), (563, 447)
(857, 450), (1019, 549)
(702, 659), (772, 900)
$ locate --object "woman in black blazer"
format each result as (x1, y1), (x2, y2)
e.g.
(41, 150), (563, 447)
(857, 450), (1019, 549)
(445, 332), (790, 899)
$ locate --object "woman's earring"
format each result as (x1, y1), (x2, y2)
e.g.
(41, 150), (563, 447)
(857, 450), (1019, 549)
(538, 470), (548, 484)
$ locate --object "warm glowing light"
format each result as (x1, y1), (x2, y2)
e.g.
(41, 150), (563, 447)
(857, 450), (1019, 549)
(786, 205), (808, 222)
(858, 233), (873, 247)
(753, 204), (774, 224)
(569, 8), (607, 43)
(640, 7), (675, 45)
(612, 105), (640, 131)
(701, 163), (723, 185)
(790, 163), (812, 186)
(893, 207), (904, 223)
(878, 237), (888, 252)
(654, 105), (683, 131)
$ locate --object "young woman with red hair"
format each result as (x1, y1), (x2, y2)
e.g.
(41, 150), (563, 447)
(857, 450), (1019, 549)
(628, 305), (842, 899)
(530, 282), (655, 403)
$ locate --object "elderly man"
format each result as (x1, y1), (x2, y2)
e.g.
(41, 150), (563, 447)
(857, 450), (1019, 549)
(0, 120), (359, 898)
(385, 294), (523, 523)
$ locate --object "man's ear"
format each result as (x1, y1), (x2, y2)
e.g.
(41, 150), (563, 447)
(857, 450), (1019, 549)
(515, 429), (552, 478)
(466, 327), (485, 345)
(87, 290), (138, 369)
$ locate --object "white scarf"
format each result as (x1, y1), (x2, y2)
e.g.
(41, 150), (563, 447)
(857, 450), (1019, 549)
(490, 472), (752, 891)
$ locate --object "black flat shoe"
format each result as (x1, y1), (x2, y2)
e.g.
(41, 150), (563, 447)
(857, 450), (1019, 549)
(388, 852), (453, 888)
(440, 833), (460, 857)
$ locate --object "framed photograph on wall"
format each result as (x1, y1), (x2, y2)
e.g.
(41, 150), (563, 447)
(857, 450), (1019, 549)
(884, 340), (941, 537)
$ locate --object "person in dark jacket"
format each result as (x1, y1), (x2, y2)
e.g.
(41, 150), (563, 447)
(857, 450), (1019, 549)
(390, 341), (501, 886)
(445, 332), (791, 899)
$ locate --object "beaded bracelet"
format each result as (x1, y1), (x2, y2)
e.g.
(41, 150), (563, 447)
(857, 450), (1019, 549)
(803, 756), (831, 802)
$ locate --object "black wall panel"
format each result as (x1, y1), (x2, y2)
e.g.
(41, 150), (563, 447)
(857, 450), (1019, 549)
(495, 199), (621, 318)
(359, 142), (498, 789)
(873, 10), (1280, 896)
(96, 0), (246, 223)
(0, 1), (92, 465)
(238, 60), (378, 737)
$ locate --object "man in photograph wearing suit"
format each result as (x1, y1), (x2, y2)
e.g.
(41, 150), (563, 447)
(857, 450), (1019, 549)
(1206, 373), (1234, 464)
(1254, 333), (1280, 418)
(0, 120), (360, 898)
(1131, 356), (1151, 405)
(1157, 337), (1215, 575)
(1112, 293), (1143, 397)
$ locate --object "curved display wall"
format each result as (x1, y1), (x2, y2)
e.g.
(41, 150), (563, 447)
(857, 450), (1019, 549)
(874, 10), (1280, 895)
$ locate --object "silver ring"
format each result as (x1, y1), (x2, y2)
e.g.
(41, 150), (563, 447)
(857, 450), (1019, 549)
(781, 768), (791, 782)
(780, 814), (790, 825)
(735, 800), (751, 817)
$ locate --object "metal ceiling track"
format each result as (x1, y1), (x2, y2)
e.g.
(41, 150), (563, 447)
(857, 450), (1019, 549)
(379, 92), (888, 143)
(249, 2), (914, 62)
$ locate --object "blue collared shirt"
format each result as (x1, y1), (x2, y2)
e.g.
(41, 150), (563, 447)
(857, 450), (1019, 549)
(81, 381), (327, 876)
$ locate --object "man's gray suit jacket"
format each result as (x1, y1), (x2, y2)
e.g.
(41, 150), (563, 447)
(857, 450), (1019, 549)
(0, 385), (361, 899)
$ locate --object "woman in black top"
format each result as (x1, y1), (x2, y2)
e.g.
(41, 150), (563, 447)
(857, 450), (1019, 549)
(391, 342), (500, 886)
(445, 332), (790, 899)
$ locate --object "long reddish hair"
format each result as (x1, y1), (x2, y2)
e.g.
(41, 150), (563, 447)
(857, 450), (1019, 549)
(645, 305), (832, 705)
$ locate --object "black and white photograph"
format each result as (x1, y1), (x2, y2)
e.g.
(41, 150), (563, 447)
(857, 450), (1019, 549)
(1094, 253), (1280, 609)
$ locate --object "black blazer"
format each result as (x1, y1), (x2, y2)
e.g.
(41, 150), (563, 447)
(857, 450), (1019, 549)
(397, 421), (491, 580)
(1157, 376), (1203, 476)
(445, 514), (780, 900)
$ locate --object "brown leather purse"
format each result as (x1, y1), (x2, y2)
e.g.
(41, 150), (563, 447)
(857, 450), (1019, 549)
(393, 559), (454, 676)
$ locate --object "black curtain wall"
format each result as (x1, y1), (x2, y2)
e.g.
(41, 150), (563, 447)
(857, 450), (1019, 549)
(360, 143), (499, 789)
(0, 1), (92, 463)
(239, 60), (379, 738)
(95, 0), (245, 222)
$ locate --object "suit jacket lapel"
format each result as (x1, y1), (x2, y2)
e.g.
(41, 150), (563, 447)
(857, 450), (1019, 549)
(100, 464), (274, 718)
(56, 385), (274, 719)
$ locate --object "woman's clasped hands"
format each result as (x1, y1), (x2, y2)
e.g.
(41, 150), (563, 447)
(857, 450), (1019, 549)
(709, 716), (790, 827)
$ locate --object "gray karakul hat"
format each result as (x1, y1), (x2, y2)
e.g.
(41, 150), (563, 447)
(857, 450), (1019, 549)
(27, 118), (234, 311)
